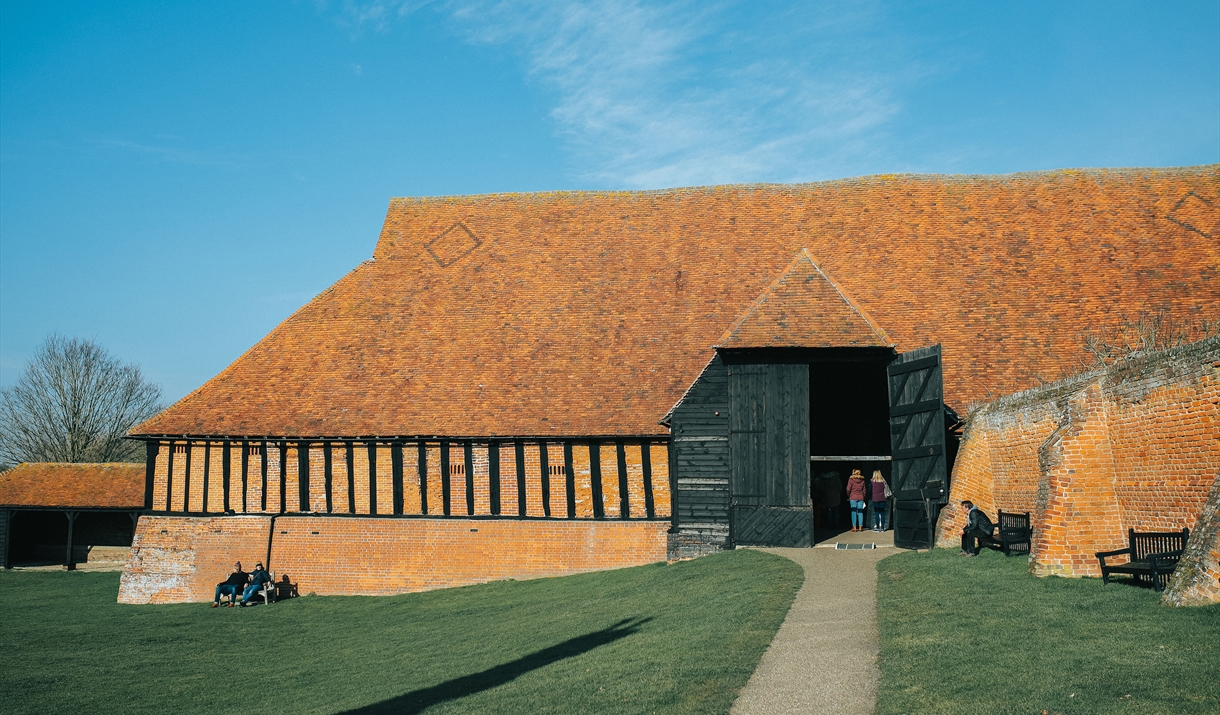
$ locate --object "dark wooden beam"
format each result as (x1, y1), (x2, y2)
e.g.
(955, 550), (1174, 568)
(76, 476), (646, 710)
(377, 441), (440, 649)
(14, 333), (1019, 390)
(64, 511), (77, 570)
(616, 440), (630, 519)
(278, 441), (287, 514)
(324, 442), (334, 514)
(417, 442), (428, 515)
(222, 440), (232, 513)
(345, 441), (356, 514)
(538, 443), (551, 518)
(464, 441), (475, 516)
(440, 441), (452, 517)
(298, 442), (311, 513)
(488, 441), (500, 515)
(564, 442), (576, 519)
(589, 442), (605, 519)
(641, 442), (655, 519)
(367, 442), (378, 515)
(391, 441), (404, 516)
(201, 440), (211, 514)
(515, 441), (527, 517)
(143, 441), (157, 512)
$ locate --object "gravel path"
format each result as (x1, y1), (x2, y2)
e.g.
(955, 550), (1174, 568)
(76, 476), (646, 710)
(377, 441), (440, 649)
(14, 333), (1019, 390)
(731, 541), (891, 715)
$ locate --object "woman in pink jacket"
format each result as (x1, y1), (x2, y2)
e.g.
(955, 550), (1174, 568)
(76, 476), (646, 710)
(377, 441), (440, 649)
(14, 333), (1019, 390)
(846, 469), (868, 532)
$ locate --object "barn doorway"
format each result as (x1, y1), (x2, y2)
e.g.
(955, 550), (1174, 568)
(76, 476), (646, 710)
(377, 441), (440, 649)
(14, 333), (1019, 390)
(720, 346), (956, 549)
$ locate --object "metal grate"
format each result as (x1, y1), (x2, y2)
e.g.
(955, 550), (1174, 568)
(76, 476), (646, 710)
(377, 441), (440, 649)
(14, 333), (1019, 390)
(835, 542), (876, 550)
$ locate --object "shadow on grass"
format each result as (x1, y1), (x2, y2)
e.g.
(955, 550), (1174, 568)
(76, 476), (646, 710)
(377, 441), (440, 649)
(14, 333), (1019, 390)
(340, 616), (653, 714)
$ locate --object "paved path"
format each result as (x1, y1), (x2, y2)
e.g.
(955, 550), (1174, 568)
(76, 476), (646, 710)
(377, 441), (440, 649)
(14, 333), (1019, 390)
(731, 537), (892, 715)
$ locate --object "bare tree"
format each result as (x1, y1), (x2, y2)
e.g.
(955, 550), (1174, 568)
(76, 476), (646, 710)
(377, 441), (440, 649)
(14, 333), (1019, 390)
(0, 336), (164, 465)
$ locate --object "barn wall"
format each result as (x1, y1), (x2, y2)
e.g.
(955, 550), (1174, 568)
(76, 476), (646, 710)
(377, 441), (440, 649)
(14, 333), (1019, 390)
(145, 439), (669, 521)
(935, 337), (1220, 603)
(118, 514), (668, 603)
(667, 356), (732, 558)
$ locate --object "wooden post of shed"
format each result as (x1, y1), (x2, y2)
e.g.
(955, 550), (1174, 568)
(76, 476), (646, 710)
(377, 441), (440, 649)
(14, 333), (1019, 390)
(1, 508), (10, 569)
(64, 511), (78, 570)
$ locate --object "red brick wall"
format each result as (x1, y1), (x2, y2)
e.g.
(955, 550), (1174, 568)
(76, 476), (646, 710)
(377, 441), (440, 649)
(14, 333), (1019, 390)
(936, 337), (1219, 598)
(118, 514), (668, 603)
(1164, 472), (1220, 607)
(118, 515), (271, 604)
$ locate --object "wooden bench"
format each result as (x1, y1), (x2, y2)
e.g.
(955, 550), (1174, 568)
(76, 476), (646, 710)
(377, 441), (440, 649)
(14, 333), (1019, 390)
(1096, 528), (1189, 592)
(976, 510), (1032, 556)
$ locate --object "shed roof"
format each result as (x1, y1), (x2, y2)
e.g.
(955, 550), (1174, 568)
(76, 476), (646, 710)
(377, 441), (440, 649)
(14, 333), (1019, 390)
(135, 166), (1220, 439)
(0, 463), (145, 509)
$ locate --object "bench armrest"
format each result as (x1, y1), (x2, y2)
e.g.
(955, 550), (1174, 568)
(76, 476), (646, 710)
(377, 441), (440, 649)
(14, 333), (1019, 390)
(1095, 547), (1131, 559)
(1146, 549), (1183, 565)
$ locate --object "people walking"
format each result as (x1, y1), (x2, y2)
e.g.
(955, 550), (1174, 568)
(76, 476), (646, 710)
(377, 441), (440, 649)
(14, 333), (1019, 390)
(846, 469), (868, 532)
(870, 470), (889, 532)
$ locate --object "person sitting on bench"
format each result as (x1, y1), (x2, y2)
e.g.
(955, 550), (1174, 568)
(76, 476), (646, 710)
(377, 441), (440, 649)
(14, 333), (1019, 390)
(212, 561), (247, 607)
(959, 500), (994, 556)
(239, 562), (272, 606)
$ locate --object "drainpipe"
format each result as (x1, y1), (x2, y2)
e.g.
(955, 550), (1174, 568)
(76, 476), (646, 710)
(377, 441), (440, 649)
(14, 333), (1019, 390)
(265, 514), (279, 572)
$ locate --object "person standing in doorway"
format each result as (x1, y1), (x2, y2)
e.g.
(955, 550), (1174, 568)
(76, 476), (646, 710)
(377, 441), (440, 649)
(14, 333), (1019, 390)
(870, 470), (889, 532)
(846, 469), (868, 532)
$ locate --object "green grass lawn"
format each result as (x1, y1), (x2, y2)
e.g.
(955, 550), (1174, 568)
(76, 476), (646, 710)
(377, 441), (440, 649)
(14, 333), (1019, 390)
(876, 548), (1220, 715)
(0, 550), (802, 715)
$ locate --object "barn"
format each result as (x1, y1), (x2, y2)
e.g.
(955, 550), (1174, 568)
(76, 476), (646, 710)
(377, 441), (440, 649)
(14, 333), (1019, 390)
(120, 166), (1219, 602)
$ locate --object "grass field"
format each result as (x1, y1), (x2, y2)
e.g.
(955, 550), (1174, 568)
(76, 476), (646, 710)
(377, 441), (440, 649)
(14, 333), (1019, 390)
(876, 548), (1220, 715)
(0, 549), (802, 715)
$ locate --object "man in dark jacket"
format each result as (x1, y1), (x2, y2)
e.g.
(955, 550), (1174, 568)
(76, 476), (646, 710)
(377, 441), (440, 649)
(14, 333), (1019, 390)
(212, 562), (247, 607)
(960, 500), (995, 556)
(239, 562), (272, 606)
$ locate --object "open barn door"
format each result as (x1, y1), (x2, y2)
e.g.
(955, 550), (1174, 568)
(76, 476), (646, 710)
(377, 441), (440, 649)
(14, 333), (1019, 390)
(887, 345), (947, 550)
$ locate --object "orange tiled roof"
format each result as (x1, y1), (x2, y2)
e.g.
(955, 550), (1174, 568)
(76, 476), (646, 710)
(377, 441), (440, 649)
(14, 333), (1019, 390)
(718, 249), (892, 348)
(135, 166), (1220, 439)
(0, 462), (145, 508)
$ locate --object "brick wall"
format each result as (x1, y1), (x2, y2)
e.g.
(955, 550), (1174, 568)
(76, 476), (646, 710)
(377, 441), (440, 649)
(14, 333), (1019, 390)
(1164, 472), (1220, 606)
(118, 515), (271, 604)
(118, 514), (668, 603)
(935, 337), (1219, 602)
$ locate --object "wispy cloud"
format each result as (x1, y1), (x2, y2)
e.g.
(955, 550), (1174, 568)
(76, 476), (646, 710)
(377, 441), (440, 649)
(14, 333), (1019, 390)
(325, 1), (920, 187)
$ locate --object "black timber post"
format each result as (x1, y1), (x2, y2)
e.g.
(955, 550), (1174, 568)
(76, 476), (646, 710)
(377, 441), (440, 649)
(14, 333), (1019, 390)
(324, 442), (334, 514)
(488, 441), (501, 515)
(589, 441), (605, 519)
(201, 440), (211, 514)
(391, 441), (404, 515)
(367, 442), (378, 515)
(298, 442), (310, 512)
(416, 442), (427, 515)
(144, 441), (158, 511)
(222, 440), (232, 512)
(440, 441), (451, 516)
(182, 441), (192, 512)
(515, 441), (527, 517)
(345, 441), (355, 514)
(241, 441), (249, 513)
(641, 442), (655, 519)
(564, 442), (576, 519)
(64, 511), (77, 570)
(464, 441), (475, 516)
(616, 440), (630, 519)
(165, 441), (175, 512)
(538, 443), (551, 518)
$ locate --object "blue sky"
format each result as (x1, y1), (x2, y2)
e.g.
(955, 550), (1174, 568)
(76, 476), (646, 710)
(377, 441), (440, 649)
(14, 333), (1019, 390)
(2, 0), (1217, 403)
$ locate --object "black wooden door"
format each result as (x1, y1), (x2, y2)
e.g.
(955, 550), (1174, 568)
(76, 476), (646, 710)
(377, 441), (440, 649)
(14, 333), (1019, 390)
(887, 345), (947, 550)
(728, 363), (812, 547)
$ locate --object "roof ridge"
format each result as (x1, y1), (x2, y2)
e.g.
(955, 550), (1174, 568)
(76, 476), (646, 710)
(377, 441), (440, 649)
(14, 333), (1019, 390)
(390, 164), (1219, 203)
(800, 250), (895, 347)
